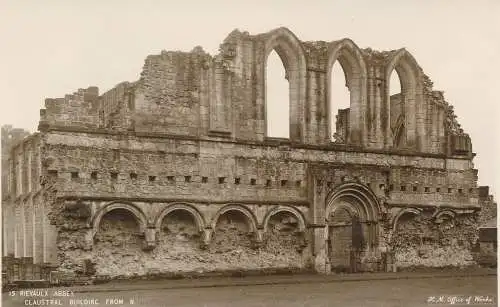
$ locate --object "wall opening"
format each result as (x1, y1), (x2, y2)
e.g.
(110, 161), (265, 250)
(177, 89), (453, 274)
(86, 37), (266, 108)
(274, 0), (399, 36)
(328, 208), (353, 272)
(330, 61), (351, 143)
(211, 211), (252, 252)
(266, 50), (289, 138)
(389, 70), (405, 148)
(94, 209), (142, 248)
(266, 212), (301, 254)
(91, 208), (142, 276)
(159, 210), (199, 251)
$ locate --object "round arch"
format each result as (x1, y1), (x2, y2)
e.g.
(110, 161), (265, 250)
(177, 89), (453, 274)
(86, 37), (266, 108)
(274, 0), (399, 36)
(211, 204), (259, 233)
(154, 203), (206, 233)
(326, 39), (368, 144)
(91, 202), (148, 238)
(326, 182), (381, 223)
(433, 209), (456, 220)
(385, 49), (424, 150)
(391, 207), (422, 232)
(262, 205), (306, 232)
(260, 27), (307, 142)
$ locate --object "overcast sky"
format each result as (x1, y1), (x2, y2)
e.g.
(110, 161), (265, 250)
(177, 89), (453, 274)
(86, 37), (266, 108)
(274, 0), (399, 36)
(1, 0), (499, 199)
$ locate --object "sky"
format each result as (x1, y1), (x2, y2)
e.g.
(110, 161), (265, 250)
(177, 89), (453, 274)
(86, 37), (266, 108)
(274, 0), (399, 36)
(0, 0), (499, 199)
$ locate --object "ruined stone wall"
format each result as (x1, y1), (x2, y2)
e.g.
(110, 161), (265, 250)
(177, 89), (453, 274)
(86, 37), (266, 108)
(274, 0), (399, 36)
(133, 49), (209, 136)
(40, 87), (100, 130)
(1, 132), (57, 280)
(1, 125), (30, 198)
(57, 208), (307, 278)
(391, 210), (478, 268)
(100, 82), (135, 131)
(37, 28), (473, 157)
(3, 27), (492, 280)
(478, 186), (497, 226)
(36, 128), (481, 277)
(41, 131), (479, 209)
(387, 167), (479, 208)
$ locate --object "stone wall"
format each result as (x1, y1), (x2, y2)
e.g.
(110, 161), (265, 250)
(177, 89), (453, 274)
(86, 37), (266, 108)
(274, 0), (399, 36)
(57, 207), (307, 278)
(2, 27), (494, 281)
(1, 125), (30, 198)
(40, 87), (100, 130)
(37, 28), (475, 157)
(391, 210), (478, 268)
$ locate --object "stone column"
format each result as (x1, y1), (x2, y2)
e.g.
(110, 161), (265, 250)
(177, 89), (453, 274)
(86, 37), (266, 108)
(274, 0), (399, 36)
(348, 75), (362, 145)
(437, 107), (445, 153)
(83, 228), (94, 251)
(252, 228), (265, 249)
(142, 227), (157, 251)
(25, 200), (33, 259)
(3, 202), (13, 256)
(15, 202), (24, 258)
(33, 201), (44, 264)
(200, 228), (213, 249)
(44, 219), (58, 265)
(311, 225), (328, 273)
(415, 87), (426, 151)
(209, 61), (231, 133)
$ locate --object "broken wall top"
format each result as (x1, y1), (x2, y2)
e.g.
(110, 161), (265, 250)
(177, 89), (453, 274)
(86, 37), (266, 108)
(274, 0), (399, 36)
(37, 27), (471, 157)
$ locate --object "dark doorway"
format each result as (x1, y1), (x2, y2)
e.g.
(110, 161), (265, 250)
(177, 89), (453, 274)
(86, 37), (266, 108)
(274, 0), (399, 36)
(328, 209), (364, 273)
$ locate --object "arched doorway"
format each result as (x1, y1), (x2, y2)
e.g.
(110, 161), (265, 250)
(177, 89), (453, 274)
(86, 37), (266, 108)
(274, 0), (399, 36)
(327, 204), (364, 272)
(325, 183), (380, 273)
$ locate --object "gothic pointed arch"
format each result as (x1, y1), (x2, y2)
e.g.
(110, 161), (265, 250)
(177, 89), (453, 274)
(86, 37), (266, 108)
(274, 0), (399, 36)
(259, 27), (307, 142)
(385, 49), (424, 150)
(326, 39), (368, 145)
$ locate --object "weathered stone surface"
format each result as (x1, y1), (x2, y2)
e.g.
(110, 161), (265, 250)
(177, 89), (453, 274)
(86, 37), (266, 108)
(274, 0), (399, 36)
(1, 27), (497, 281)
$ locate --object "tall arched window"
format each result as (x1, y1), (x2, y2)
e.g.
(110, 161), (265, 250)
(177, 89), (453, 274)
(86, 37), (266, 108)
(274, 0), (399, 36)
(330, 61), (350, 143)
(266, 50), (290, 138)
(326, 39), (367, 145)
(389, 70), (404, 148)
(386, 50), (422, 150)
(260, 27), (307, 142)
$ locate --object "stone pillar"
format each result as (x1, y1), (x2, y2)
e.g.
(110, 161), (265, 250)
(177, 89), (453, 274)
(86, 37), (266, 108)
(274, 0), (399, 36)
(348, 75), (362, 145)
(25, 200), (33, 259)
(252, 228), (264, 249)
(3, 202), (11, 256)
(431, 103), (438, 152)
(415, 87), (426, 151)
(437, 107), (445, 153)
(209, 61), (231, 133)
(2, 205), (5, 257)
(317, 71), (327, 144)
(200, 228), (213, 249)
(15, 202), (24, 258)
(33, 202), (44, 264)
(142, 227), (157, 251)
(83, 228), (93, 251)
(367, 66), (384, 148)
(311, 225), (328, 273)
(44, 221), (58, 265)
(405, 92), (417, 149)
(6, 202), (15, 257)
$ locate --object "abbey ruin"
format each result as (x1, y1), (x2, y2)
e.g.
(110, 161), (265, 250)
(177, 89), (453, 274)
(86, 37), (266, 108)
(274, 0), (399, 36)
(2, 27), (497, 282)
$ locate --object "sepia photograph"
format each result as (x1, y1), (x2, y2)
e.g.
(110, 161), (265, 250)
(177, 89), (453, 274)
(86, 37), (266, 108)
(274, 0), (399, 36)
(1, 0), (498, 306)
